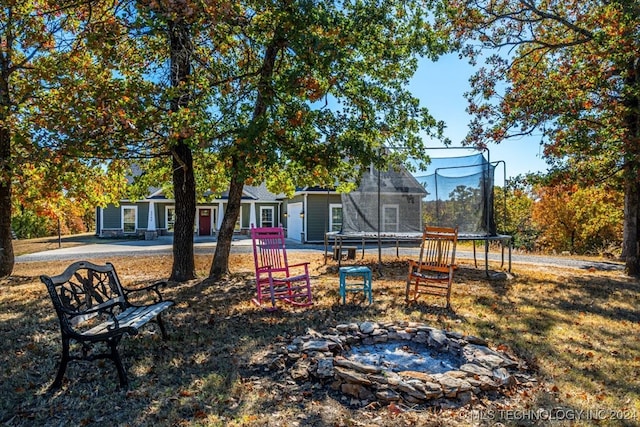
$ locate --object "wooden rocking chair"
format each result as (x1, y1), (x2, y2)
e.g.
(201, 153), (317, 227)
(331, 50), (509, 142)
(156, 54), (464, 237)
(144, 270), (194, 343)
(250, 225), (313, 309)
(406, 226), (458, 308)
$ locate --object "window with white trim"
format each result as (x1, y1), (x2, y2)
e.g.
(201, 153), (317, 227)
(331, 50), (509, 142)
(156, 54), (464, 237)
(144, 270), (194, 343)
(122, 206), (137, 233)
(166, 206), (176, 232)
(260, 206), (274, 227)
(329, 204), (343, 232)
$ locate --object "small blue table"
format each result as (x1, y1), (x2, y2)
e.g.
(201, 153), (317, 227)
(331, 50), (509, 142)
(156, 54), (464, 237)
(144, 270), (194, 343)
(339, 266), (373, 304)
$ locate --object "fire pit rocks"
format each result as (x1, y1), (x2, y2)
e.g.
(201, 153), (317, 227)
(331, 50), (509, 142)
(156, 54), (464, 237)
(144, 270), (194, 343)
(268, 321), (535, 407)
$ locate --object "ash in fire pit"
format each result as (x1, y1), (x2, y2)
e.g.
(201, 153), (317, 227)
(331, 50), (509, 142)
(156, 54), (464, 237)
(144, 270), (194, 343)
(347, 342), (461, 374)
(266, 321), (536, 407)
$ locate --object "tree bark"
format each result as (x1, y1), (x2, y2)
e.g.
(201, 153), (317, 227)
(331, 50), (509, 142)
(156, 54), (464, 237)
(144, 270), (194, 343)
(168, 18), (196, 282)
(208, 167), (244, 280)
(170, 142), (196, 281)
(622, 178), (639, 275)
(0, 125), (13, 278)
(621, 58), (640, 276)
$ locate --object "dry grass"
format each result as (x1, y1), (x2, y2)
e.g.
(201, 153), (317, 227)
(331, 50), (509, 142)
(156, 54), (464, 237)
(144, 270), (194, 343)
(1, 246), (639, 426)
(11, 233), (102, 257)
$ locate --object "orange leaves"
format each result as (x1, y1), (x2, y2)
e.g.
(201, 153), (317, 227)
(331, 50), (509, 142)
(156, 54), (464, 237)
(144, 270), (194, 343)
(288, 110), (304, 127)
(296, 76), (324, 102)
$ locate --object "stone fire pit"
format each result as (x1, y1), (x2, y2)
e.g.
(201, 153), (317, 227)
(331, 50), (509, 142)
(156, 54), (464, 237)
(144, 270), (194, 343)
(268, 321), (535, 407)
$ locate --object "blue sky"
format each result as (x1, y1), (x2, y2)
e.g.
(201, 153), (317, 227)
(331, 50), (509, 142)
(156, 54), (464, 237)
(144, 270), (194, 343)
(409, 53), (550, 181)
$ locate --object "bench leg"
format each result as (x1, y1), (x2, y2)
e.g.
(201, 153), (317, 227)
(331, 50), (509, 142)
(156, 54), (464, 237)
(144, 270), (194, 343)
(156, 314), (169, 340)
(109, 338), (129, 389)
(50, 337), (71, 390)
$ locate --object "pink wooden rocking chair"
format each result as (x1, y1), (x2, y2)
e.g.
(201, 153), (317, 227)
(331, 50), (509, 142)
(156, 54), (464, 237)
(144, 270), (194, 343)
(250, 225), (313, 309)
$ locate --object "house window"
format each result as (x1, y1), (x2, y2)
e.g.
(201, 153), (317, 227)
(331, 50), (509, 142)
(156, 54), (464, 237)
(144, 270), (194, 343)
(122, 206), (137, 233)
(382, 204), (399, 232)
(166, 206), (176, 232)
(260, 207), (274, 227)
(329, 204), (343, 232)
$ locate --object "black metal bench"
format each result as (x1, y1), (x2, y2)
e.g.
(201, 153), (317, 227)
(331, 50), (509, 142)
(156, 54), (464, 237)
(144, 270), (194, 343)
(40, 260), (174, 389)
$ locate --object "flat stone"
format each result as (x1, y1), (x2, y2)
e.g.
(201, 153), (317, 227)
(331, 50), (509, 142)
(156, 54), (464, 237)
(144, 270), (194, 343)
(459, 363), (494, 378)
(373, 334), (388, 343)
(396, 381), (419, 396)
(405, 379), (443, 398)
(334, 356), (381, 374)
(441, 370), (468, 379)
(464, 335), (488, 346)
(341, 382), (365, 398)
(465, 375), (499, 391)
(316, 358), (334, 378)
(291, 359), (311, 381)
(428, 329), (449, 348)
(359, 321), (377, 334)
(463, 344), (518, 368)
(412, 331), (428, 343)
(445, 331), (464, 340)
(376, 388), (401, 401)
(334, 366), (373, 385)
(302, 340), (331, 352)
(398, 370), (436, 383)
(493, 367), (516, 387)
(437, 376), (472, 398)
(345, 335), (361, 345)
(389, 331), (413, 340)
(368, 371), (402, 386)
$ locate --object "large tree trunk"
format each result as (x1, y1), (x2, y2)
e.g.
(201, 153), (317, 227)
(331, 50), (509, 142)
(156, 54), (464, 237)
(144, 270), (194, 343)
(168, 18), (196, 282)
(208, 167), (244, 280)
(622, 178), (640, 275)
(0, 124), (13, 278)
(170, 142), (196, 281)
(621, 58), (640, 276)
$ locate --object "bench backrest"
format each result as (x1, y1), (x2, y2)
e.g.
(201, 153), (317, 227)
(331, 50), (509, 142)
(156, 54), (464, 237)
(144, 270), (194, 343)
(40, 261), (128, 330)
(250, 225), (290, 275)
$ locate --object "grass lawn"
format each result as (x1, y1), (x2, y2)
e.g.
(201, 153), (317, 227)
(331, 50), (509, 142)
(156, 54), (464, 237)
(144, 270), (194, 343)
(1, 240), (638, 426)
(11, 233), (103, 257)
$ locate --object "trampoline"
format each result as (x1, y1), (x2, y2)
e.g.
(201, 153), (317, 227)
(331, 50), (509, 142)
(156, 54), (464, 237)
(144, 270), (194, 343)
(324, 150), (512, 276)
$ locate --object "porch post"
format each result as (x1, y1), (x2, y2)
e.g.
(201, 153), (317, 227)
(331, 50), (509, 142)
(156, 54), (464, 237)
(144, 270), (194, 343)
(217, 202), (224, 231)
(249, 201), (257, 229)
(145, 201), (158, 240)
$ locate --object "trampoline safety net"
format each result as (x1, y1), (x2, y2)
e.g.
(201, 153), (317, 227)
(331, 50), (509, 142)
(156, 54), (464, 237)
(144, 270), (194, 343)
(340, 153), (497, 236)
(340, 164), (425, 234)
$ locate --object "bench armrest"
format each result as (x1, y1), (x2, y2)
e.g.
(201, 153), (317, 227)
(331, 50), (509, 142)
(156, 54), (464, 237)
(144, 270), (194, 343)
(123, 281), (169, 303)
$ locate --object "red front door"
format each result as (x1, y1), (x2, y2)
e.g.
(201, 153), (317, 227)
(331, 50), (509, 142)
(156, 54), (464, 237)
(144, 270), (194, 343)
(198, 209), (211, 236)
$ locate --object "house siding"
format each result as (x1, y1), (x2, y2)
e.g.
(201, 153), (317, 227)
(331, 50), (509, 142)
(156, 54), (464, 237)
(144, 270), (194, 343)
(102, 205), (121, 229)
(306, 194), (342, 242)
(137, 203), (149, 229)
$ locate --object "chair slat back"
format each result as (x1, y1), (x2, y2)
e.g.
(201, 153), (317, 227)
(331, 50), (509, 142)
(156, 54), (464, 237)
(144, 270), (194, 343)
(251, 225), (289, 273)
(418, 226), (458, 268)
